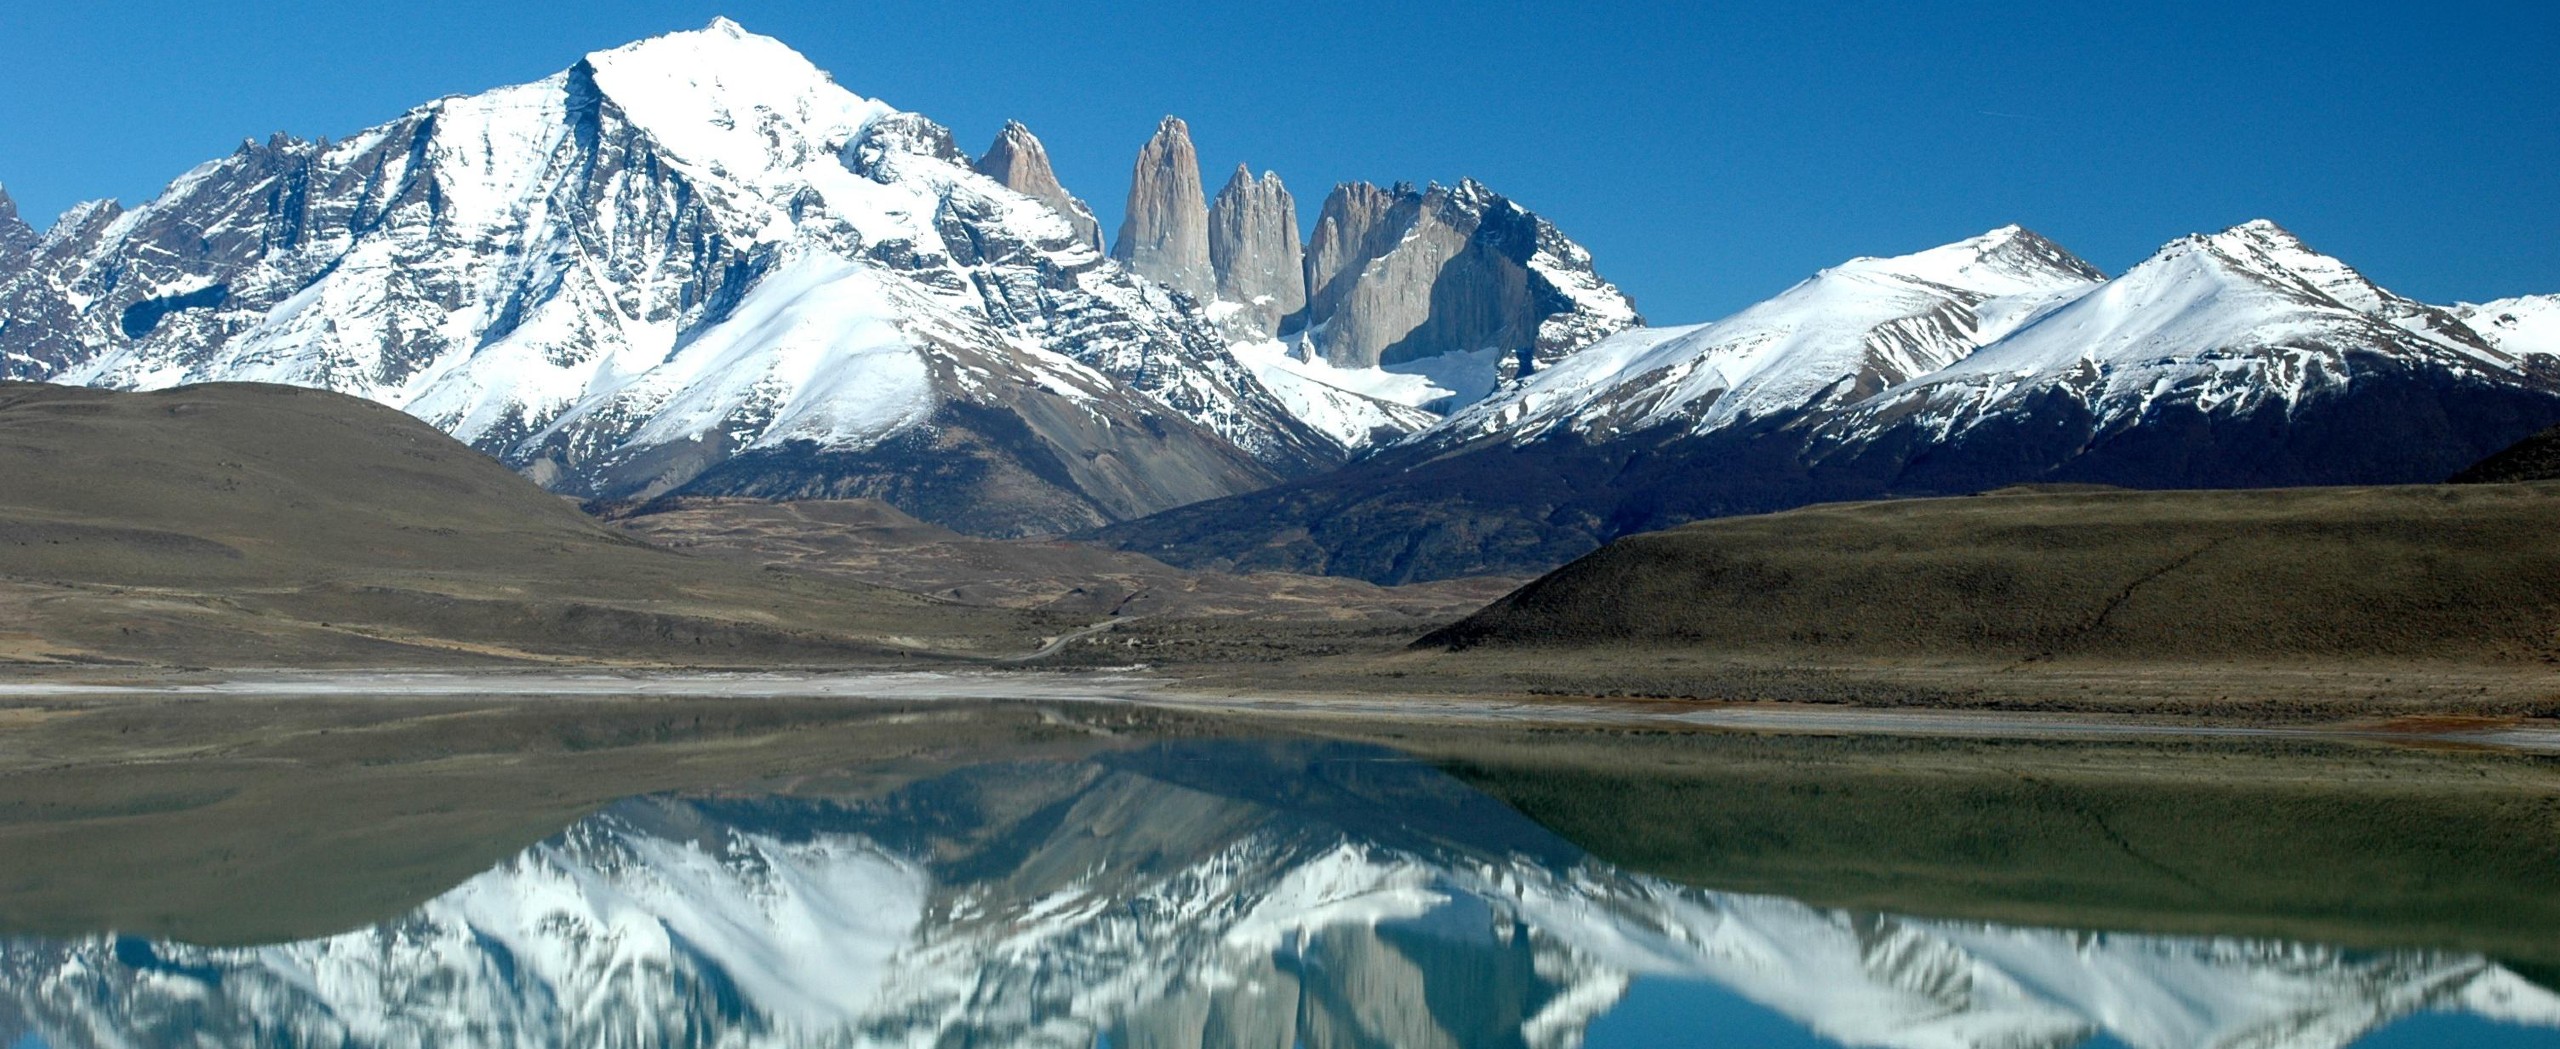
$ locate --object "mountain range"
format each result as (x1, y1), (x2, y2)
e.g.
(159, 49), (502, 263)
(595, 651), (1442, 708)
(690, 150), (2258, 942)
(2, 19), (2555, 576)
(1101, 223), (2560, 581)
(4, 742), (2552, 1049)
(0, 20), (1633, 539)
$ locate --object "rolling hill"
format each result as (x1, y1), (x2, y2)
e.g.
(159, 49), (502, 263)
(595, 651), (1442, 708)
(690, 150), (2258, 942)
(1421, 482), (2560, 665)
(0, 381), (1049, 665)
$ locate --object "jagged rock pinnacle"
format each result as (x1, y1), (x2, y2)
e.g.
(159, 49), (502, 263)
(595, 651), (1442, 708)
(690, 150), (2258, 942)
(1207, 164), (1305, 336)
(975, 121), (1103, 252)
(1111, 116), (1213, 299)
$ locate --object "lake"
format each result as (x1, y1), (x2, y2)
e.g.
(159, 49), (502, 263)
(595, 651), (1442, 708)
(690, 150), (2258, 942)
(1, 722), (2554, 1048)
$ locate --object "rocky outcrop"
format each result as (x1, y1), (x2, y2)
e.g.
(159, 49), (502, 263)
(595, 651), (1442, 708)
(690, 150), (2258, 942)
(1297, 179), (1639, 382)
(1110, 116), (1214, 300)
(0, 184), (36, 262)
(1205, 165), (1305, 336)
(972, 121), (1102, 252)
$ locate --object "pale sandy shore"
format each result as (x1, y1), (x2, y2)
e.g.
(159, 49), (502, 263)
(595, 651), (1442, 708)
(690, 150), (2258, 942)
(6, 668), (2557, 754)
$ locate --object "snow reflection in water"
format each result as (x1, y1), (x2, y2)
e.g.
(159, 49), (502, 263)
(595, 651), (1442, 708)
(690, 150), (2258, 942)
(0, 742), (2551, 1049)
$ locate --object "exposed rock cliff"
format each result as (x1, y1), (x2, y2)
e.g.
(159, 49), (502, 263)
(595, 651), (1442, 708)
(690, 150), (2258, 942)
(1110, 116), (1214, 299)
(1302, 181), (1401, 326)
(1297, 179), (1640, 391)
(972, 121), (1102, 252)
(1205, 165), (1305, 336)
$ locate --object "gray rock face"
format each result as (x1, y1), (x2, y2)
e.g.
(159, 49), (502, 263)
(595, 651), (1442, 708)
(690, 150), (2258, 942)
(1298, 179), (1639, 381)
(973, 121), (1102, 252)
(1303, 181), (1399, 317)
(1206, 165), (1305, 337)
(0, 184), (37, 262)
(1110, 116), (1214, 300)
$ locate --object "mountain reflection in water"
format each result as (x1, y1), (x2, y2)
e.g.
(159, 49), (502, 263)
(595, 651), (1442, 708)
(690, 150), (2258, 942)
(0, 741), (2551, 1049)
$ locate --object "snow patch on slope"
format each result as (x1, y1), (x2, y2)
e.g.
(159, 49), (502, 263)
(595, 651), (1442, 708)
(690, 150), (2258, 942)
(550, 252), (933, 453)
(1229, 338), (1449, 449)
(2456, 294), (2560, 361)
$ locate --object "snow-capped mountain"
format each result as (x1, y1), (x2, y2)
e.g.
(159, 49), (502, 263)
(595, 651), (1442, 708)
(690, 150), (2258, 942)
(1, 743), (2550, 1049)
(1095, 220), (2560, 582)
(1816, 220), (2553, 489)
(1429, 225), (2102, 448)
(0, 20), (1338, 535)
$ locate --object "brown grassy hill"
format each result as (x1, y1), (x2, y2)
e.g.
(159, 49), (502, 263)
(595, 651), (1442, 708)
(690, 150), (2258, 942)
(0, 382), (1052, 666)
(1420, 483), (2560, 664)
(2454, 422), (2560, 482)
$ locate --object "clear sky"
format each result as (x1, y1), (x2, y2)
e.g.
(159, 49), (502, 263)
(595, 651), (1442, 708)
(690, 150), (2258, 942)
(0, 1), (2551, 323)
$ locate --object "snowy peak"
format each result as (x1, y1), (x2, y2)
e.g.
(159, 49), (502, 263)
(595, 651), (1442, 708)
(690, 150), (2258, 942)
(1845, 223), (2105, 294)
(2176, 218), (2401, 315)
(1427, 225), (2101, 446)
(1806, 217), (2560, 474)
(1907, 219), (2486, 394)
(573, 19), (890, 192)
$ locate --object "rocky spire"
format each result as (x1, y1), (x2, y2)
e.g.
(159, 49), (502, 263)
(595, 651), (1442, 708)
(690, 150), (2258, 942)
(1110, 116), (1213, 299)
(1206, 165), (1305, 336)
(0, 184), (38, 261)
(973, 121), (1102, 252)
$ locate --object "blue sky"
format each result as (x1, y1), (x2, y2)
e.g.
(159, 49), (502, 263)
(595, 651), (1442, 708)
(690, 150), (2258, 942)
(0, 1), (2551, 323)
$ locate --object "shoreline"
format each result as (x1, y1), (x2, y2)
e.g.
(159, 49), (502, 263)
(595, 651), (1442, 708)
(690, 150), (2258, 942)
(6, 666), (2557, 755)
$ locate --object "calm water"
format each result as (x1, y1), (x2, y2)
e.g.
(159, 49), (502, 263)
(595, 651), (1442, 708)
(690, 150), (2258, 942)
(0, 739), (2552, 1048)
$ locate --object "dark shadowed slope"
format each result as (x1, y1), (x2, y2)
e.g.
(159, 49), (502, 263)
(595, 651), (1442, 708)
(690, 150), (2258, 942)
(2454, 423), (2560, 483)
(1421, 483), (2560, 664)
(601, 496), (1518, 621)
(0, 382), (1050, 665)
